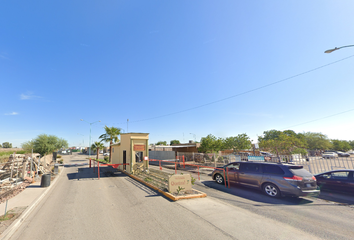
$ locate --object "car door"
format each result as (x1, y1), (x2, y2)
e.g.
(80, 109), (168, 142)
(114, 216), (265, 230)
(330, 171), (350, 192)
(318, 171), (350, 192)
(238, 163), (262, 187)
(348, 172), (354, 192)
(225, 162), (240, 183)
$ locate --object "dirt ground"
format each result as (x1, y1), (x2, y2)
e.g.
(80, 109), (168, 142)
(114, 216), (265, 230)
(0, 206), (27, 234)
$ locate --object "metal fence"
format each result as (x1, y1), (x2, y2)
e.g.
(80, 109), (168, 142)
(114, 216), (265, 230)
(176, 152), (354, 175)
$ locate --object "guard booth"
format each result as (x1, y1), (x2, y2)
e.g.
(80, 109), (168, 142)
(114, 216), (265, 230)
(111, 133), (149, 174)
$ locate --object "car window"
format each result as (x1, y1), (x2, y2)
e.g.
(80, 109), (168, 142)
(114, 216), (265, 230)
(240, 163), (260, 173)
(290, 168), (313, 177)
(262, 165), (284, 175)
(331, 172), (349, 180)
(226, 163), (240, 170)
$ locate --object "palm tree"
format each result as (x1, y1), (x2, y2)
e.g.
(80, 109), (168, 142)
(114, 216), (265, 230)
(99, 126), (122, 162)
(91, 141), (105, 160)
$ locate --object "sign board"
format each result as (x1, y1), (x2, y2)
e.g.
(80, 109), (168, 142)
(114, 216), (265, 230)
(133, 145), (145, 151)
(248, 156), (265, 161)
(168, 174), (192, 194)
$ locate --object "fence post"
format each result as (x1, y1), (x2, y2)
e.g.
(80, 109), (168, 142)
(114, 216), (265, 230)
(89, 158), (91, 168)
(198, 166), (200, 180)
(227, 167), (230, 188)
(159, 160), (162, 170)
(183, 155), (185, 168)
(98, 161), (100, 180)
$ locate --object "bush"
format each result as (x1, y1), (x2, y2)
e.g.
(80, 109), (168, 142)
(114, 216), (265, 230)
(57, 159), (64, 164)
(57, 155), (62, 159)
(104, 156), (109, 162)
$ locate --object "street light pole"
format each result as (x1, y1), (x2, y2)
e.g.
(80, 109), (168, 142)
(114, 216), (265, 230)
(324, 44), (354, 53)
(80, 119), (101, 158)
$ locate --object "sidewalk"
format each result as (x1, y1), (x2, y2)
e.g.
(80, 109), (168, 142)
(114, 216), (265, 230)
(0, 180), (46, 216)
(0, 168), (63, 240)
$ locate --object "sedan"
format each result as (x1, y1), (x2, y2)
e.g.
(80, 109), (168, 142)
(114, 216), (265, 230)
(336, 151), (350, 157)
(322, 152), (338, 158)
(103, 153), (110, 156)
(315, 170), (354, 194)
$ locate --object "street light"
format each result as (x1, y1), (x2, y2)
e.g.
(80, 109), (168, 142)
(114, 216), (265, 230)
(80, 119), (101, 158)
(324, 44), (354, 53)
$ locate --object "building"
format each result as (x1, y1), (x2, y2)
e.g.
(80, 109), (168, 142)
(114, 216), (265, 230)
(111, 133), (149, 174)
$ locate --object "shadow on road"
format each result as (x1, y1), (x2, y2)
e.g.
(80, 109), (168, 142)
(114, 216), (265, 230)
(316, 191), (354, 205)
(198, 180), (314, 205)
(66, 166), (126, 180)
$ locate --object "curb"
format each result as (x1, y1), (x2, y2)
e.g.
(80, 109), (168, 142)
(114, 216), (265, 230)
(118, 170), (207, 201)
(0, 167), (64, 240)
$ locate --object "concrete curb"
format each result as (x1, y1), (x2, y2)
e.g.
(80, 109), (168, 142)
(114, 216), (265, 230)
(0, 167), (64, 240)
(118, 170), (207, 201)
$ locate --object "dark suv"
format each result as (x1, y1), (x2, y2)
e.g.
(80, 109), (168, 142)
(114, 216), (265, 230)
(211, 161), (319, 198)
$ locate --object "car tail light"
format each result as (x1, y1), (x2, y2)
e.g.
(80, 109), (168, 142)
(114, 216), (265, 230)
(312, 176), (316, 181)
(283, 176), (303, 181)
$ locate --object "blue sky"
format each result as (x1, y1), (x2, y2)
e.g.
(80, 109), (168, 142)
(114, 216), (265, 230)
(1, 1), (354, 148)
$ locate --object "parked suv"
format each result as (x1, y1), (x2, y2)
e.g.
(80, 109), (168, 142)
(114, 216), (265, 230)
(211, 161), (319, 198)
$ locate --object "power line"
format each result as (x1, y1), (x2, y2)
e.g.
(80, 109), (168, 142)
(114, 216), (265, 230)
(122, 54), (354, 124)
(283, 108), (354, 130)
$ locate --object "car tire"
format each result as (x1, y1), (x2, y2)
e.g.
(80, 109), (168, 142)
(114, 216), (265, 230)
(263, 183), (281, 198)
(214, 174), (224, 184)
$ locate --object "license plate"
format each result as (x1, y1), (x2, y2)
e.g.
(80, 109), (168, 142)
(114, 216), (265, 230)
(306, 183), (312, 188)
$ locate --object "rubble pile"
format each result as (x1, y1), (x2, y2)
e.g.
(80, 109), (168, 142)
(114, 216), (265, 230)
(0, 153), (52, 201)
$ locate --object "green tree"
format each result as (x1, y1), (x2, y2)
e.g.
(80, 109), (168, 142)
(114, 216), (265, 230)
(224, 133), (252, 153)
(199, 134), (225, 153)
(91, 141), (105, 160)
(25, 134), (68, 156)
(303, 132), (332, 150)
(170, 140), (180, 145)
(2, 142), (12, 148)
(258, 130), (307, 157)
(349, 140), (354, 150)
(155, 141), (167, 145)
(21, 140), (35, 152)
(331, 140), (351, 152)
(99, 126), (122, 162)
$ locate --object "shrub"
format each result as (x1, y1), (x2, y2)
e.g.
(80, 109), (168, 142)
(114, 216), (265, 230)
(57, 155), (62, 159)
(104, 156), (109, 162)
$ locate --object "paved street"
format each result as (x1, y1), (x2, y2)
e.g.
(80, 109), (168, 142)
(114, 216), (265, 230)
(9, 154), (232, 240)
(8, 153), (354, 240)
(157, 165), (354, 240)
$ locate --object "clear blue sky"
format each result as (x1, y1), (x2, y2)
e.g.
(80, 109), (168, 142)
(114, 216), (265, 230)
(2, 1), (354, 148)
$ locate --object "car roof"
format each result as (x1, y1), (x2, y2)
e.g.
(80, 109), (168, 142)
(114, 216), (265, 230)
(315, 169), (354, 175)
(227, 161), (302, 167)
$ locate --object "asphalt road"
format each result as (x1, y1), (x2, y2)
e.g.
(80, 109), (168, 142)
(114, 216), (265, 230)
(9, 154), (233, 240)
(159, 165), (354, 240)
(9, 154), (354, 240)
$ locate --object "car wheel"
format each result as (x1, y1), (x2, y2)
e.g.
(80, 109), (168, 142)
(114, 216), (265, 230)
(215, 174), (224, 184)
(263, 183), (281, 198)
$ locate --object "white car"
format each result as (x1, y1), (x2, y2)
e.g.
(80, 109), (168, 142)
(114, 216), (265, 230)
(322, 152), (338, 158)
(103, 153), (110, 156)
